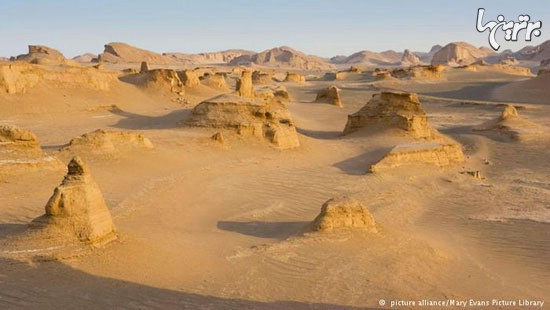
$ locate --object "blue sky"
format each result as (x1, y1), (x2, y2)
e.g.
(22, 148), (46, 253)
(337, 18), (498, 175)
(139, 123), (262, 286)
(1, 0), (549, 58)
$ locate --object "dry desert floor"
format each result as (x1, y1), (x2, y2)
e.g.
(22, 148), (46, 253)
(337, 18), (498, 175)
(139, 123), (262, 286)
(0, 63), (549, 309)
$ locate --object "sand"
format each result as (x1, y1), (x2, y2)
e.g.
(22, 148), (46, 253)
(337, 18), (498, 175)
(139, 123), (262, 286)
(0, 47), (548, 310)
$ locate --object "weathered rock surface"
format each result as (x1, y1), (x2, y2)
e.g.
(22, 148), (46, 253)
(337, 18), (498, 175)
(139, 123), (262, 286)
(315, 86), (342, 107)
(31, 157), (117, 245)
(460, 63), (532, 76)
(254, 85), (291, 103)
(401, 49), (421, 66)
(120, 69), (185, 98)
(73, 53), (97, 63)
(343, 91), (436, 139)
(98, 42), (175, 64)
(431, 42), (495, 66)
(140, 61), (150, 73)
(331, 50), (402, 66)
(178, 70), (200, 87)
(0, 62), (117, 94)
(370, 142), (465, 172)
(252, 71), (275, 84)
(311, 197), (377, 232)
(202, 73), (228, 90)
(0, 124), (40, 148)
(15, 45), (77, 66)
(390, 65), (445, 79)
(211, 132), (224, 144)
(229, 46), (333, 70)
(236, 70), (254, 98)
(187, 94), (299, 149)
(164, 49), (255, 65)
(63, 129), (154, 155)
(0, 125), (62, 170)
(284, 72), (306, 83)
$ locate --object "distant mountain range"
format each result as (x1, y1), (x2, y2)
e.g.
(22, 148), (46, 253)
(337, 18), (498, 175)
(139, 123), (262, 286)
(6, 40), (549, 70)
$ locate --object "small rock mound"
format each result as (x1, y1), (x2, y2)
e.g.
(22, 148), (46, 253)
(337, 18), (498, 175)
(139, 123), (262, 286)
(0, 62), (117, 94)
(284, 72), (306, 83)
(201, 72), (228, 90)
(0, 63), (41, 94)
(501, 105), (518, 119)
(273, 86), (290, 101)
(390, 65), (445, 79)
(255, 85), (291, 103)
(187, 94), (299, 149)
(314, 86), (342, 107)
(0, 124), (40, 148)
(370, 142), (465, 172)
(460, 63), (532, 76)
(140, 61), (150, 73)
(311, 197), (377, 232)
(73, 53), (97, 63)
(322, 72), (338, 81)
(15, 45), (77, 66)
(31, 157), (116, 245)
(538, 59), (550, 76)
(63, 129), (154, 155)
(146, 69), (184, 94)
(98, 42), (174, 64)
(211, 132), (225, 144)
(474, 105), (545, 141)
(343, 91), (436, 139)
(236, 70), (254, 98)
(401, 49), (421, 66)
(0, 125), (61, 170)
(252, 70), (275, 84)
(179, 69), (200, 87)
(499, 56), (519, 66)
(121, 69), (185, 98)
(373, 70), (393, 80)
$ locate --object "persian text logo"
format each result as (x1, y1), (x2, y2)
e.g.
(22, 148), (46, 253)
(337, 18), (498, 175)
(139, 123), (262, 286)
(476, 8), (542, 51)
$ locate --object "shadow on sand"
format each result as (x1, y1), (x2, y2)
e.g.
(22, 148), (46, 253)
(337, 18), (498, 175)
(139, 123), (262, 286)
(332, 147), (392, 176)
(0, 223), (28, 237)
(0, 256), (371, 309)
(296, 127), (342, 140)
(423, 82), (510, 102)
(108, 106), (191, 130)
(217, 221), (310, 240)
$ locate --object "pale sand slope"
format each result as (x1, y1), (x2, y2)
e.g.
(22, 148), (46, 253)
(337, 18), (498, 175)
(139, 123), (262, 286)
(0, 64), (549, 309)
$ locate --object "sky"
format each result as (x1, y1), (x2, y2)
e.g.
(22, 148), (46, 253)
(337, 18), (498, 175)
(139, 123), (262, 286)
(0, 0), (549, 58)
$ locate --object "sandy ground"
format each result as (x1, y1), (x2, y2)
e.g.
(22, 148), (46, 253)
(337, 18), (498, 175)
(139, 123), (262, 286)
(0, 65), (549, 309)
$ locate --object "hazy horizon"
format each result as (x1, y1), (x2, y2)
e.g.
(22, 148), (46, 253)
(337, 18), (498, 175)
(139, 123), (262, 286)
(1, 0), (549, 58)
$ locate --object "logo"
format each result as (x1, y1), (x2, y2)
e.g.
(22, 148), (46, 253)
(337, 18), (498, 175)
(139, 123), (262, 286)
(476, 8), (542, 51)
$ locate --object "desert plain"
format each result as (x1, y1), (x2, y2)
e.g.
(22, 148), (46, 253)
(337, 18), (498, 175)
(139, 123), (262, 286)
(0, 41), (549, 309)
